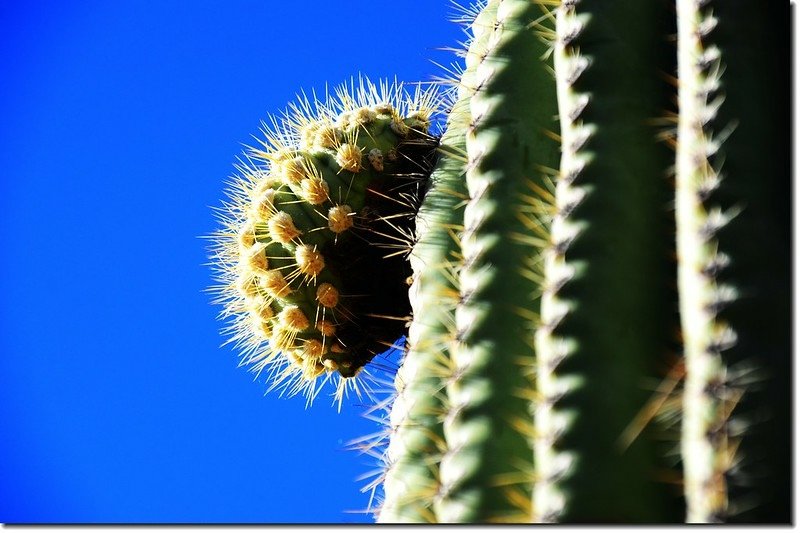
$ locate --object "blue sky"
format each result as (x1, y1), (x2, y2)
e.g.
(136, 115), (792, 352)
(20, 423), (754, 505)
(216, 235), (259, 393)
(0, 1), (464, 523)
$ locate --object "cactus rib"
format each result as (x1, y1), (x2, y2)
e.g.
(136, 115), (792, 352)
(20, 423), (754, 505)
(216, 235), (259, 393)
(677, 1), (792, 523)
(535, 0), (680, 522)
(377, 2), (511, 521)
(436, 0), (559, 522)
(675, 0), (733, 522)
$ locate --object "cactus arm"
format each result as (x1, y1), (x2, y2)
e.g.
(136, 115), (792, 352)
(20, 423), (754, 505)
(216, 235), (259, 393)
(534, 1), (680, 522)
(436, 0), (559, 522)
(210, 80), (441, 405)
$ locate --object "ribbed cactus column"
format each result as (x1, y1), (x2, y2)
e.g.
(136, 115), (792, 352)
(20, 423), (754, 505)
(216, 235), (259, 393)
(677, 0), (791, 523)
(675, 0), (731, 522)
(534, 0), (680, 522)
(436, 0), (559, 522)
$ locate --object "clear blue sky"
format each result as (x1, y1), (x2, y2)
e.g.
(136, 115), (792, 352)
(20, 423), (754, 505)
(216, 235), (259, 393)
(0, 1), (464, 523)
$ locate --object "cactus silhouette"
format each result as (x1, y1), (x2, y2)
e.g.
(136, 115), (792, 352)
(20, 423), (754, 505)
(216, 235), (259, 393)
(210, 0), (789, 523)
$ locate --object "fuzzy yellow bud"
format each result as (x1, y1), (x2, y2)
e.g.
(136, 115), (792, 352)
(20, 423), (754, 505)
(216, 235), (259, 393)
(250, 188), (277, 221)
(328, 205), (354, 234)
(238, 221), (257, 249)
(407, 110), (431, 132)
(270, 325), (296, 351)
(336, 143), (362, 173)
(295, 245), (325, 277)
(353, 107), (377, 127)
(390, 115), (409, 136)
(267, 211), (302, 243)
(302, 339), (326, 359)
(315, 125), (341, 149)
(246, 242), (269, 273)
(299, 122), (320, 150)
(299, 178), (330, 205)
(279, 305), (310, 332)
(316, 283), (339, 308)
(315, 320), (336, 337)
(236, 274), (260, 298)
(247, 295), (274, 321)
(374, 103), (395, 116)
(250, 315), (272, 339)
(281, 156), (307, 184)
(259, 270), (291, 298)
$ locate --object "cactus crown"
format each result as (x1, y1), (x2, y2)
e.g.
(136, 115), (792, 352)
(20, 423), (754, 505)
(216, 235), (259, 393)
(209, 78), (443, 405)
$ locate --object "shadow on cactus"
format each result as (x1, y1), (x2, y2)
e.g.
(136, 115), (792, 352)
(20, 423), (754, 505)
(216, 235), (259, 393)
(208, 78), (443, 406)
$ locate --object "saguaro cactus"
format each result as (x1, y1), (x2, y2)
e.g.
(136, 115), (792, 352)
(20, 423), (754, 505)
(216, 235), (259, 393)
(210, 0), (790, 524)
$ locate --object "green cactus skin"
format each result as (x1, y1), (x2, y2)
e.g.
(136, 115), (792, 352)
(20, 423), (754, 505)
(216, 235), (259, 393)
(435, 0), (559, 522)
(210, 80), (440, 404)
(677, 1), (791, 523)
(376, 3), (499, 522)
(534, 1), (681, 522)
